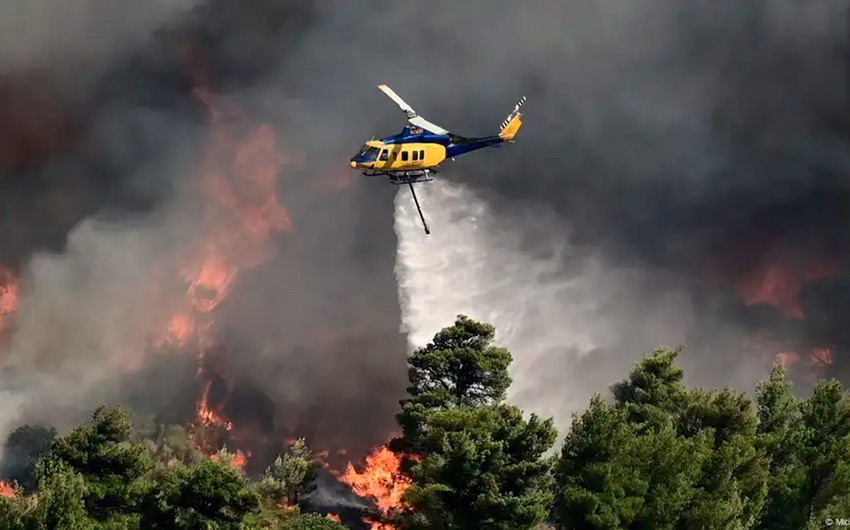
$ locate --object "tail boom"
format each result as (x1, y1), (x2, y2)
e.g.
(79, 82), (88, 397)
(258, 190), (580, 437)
(441, 95), (528, 159)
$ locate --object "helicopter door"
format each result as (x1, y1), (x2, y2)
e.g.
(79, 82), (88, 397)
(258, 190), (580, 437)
(378, 149), (389, 166)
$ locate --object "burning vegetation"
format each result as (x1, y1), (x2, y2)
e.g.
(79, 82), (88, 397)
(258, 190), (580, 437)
(154, 84), (293, 443)
(0, 74), (412, 527)
(1, 79), (847, 523)
(2, 2), (850, 528)
(1, 315), (848, 529)
(0, 267), (17, 337)
(339, 446), (410, 514)
(0, 41), (407, 527)
(336, 445), (412, 529)
(0, 481), (14, 499)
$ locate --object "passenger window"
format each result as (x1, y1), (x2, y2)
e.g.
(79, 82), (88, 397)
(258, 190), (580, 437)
(379, 149), (388, 161)
(413, 151), (419, 161)
(420, 149), (425, 159)
(401, 151), (409, 161)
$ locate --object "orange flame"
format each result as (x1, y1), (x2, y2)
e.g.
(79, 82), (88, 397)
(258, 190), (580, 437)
(810, 347), (834, 366)
(231, 449), (248, 470)
(0, 267), (18, 337)
(152, 85), (292, 442)
(196, 379), (232, 431)
(775, 351), (801, 367)
(338, 445), (410, 529)
(0, 481), (14, 498)
(277, 499), (297, 510)
(184, 251), (239, 315)
(774, 347), (834, 369)
(735, 261), (841, 319)
(767, 345), (835, 385)
(327, 513), (342, 523)
(159, 313), (194, 346)
(210, 448), (248, 471)
(181, 91), (291, 320)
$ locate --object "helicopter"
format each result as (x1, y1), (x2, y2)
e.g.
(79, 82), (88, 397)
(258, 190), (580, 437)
(350, 84), (526, 235)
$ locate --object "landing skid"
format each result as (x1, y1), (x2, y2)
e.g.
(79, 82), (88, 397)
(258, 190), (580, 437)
(362, 168), (433, 235)
(362, 168), (436, 184)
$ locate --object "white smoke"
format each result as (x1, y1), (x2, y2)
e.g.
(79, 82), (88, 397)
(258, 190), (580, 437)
(394, 179), (698, 433)
(0, 207), (197, 439)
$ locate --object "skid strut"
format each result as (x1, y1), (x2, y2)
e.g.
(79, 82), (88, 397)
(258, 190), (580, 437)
(407, 182), (431, 235)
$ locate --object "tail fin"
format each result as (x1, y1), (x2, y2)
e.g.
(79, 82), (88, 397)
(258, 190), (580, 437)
(498, 96), (526, 141)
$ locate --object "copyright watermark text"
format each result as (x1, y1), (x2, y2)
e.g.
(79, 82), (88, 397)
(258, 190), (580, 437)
(824, 518), (850, 527)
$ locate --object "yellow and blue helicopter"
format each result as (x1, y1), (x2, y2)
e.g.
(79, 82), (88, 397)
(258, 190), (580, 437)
(350, 84), (525, 234)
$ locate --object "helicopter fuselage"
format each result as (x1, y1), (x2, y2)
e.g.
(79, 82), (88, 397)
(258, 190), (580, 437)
(350, 85), (525, 235)
(349, 126), (503, 174)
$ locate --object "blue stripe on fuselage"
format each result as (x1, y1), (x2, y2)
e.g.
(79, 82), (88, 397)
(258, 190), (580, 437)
(381, 127), (450, 145)
(382, 133), (450, 145)
(445, 135), (503, 158)
(374, 127), (505, 158)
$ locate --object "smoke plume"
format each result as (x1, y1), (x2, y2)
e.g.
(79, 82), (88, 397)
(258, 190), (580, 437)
(0, 0), (197, 73)
(1, 0), (848, 459)
(375, 1), (850, 422)
(0, 0), (407, 463)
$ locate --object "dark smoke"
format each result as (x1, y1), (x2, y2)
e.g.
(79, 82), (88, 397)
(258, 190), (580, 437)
(2, 0), (849, 479)
(308, 0), (850, 416)
(0, 0), (406, 465)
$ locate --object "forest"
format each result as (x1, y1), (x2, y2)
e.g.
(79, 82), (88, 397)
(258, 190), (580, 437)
(0, 315), (847, 529)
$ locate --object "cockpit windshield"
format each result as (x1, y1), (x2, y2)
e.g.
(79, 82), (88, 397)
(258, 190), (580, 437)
(354, 145), (380, 161)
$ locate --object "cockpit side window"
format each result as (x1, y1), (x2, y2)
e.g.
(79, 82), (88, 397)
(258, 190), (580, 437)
(379, 149), (388, 161)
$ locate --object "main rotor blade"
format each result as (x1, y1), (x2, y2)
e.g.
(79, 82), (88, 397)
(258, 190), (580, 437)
(377, 84), (450, 135)
(409, 116), (449, 135)
(378, 84), (416, 118)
